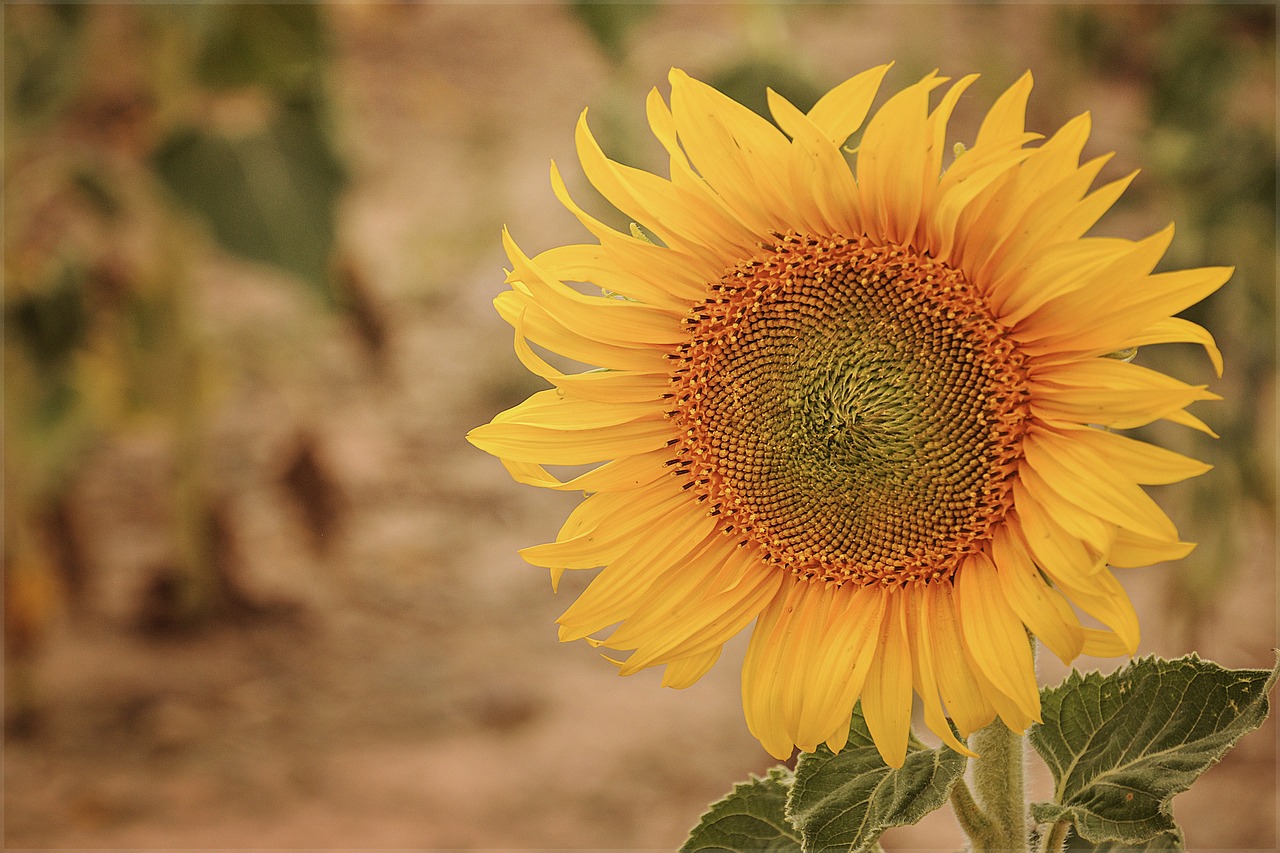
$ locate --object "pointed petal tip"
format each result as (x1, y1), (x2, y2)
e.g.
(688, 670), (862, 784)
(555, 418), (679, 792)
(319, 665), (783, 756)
(465, 424), (495, 452)
(875, 740), (908, 769)
(765, 743), (795, 761)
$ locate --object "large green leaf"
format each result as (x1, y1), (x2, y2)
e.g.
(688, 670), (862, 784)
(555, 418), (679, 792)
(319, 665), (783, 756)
(681, 766), (801, 853)
(785, 706), (967, 853)
(1030, 654), (1278, 846)
(1064, 827), (1185, 852)
(150, 91), (344, 302)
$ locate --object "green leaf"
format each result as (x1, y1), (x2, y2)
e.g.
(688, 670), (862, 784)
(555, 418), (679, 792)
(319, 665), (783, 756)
(681, 766), (801, 853)
(151, 91), (345, 303)
(566, 1), (656, 64)
(192, 4), (329, 93)
(1063, 826), (1185, 852)
(1030, 654), (1278, 846)
(785, 706), (967, 853)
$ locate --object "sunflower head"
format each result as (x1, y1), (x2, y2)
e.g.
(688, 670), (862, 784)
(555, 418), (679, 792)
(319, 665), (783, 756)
(468, 65), (1229, 767)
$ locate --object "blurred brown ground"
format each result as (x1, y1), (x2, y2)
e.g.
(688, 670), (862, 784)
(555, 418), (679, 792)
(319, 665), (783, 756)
(4, 4), (1275, 850)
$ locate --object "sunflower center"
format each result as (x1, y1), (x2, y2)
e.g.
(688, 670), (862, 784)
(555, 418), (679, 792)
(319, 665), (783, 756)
(667, 233), (1031, 587)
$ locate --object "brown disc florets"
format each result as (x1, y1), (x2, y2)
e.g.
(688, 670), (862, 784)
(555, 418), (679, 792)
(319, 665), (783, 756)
(666, 233), (1031, 587)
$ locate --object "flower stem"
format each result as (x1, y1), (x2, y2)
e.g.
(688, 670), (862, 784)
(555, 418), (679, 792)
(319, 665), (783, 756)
(949, 775), (997, 847)
(968, 719), (1028, 852)
(1038, 820), (1071, 853)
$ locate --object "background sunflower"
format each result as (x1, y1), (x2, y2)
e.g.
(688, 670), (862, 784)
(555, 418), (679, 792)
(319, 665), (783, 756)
(4, 3), (1274, 849)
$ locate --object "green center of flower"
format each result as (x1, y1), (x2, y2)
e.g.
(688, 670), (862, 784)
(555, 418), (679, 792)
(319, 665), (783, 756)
(668, 234), (1031, 587)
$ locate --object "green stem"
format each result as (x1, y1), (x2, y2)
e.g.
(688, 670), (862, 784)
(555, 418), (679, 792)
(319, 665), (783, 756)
(1038, 820), (1071, 853)
(969, 719), (1028, 852)
(949, 775), (997, 848)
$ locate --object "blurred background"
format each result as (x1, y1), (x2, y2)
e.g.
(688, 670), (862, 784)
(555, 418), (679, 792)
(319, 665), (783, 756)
(3, 3), (1275, 849)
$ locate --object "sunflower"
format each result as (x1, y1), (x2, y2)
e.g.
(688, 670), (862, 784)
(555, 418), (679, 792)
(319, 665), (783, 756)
(467, 66), (1228, 767)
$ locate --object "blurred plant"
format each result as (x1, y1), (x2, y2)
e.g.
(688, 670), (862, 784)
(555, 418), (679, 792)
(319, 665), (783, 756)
(567, 0), (657, 67)
(3, 3), (349, 729)
(1054, 4), (1277, 644)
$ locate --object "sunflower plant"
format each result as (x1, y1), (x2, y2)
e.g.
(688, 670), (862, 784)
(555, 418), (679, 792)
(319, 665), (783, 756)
(468, 66), (1275, 852)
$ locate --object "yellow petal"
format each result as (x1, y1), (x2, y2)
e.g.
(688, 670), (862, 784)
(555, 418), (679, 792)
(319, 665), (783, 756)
(468, 410), (671, 466)
(1023, 429), (1179, 542)
(961, 641), (1036, 733)
(929, 143), (1036, 261)
(1012, 479), (1106, 588)
(520, 483), (695, 569)
(914, 74), (980, 246)
(991, 237), (1131, 325)
(991, 528), (1085, 665)
(1029, 358), (1219, 430)
(1081, 628), (1131, 657)
(556, 509), (720, 641)
(860, 589), (913, 768)
(1011, 520), (1140, 653)
(794, 582), (885, 752)
(608, 541), (782, 671)
(1018, 264), (1233, 358)
(974, 71), (1033, 148)
(549, 160), (723, 292)
(490, 387), (656, 428)
(955, 553), (1041, 724)
(857, 72), (948, 244)
(1036, 422), (1212, 486)
(532, 243), (690, 312)
(576, 110), (758, 257)
(1017, 459), (1117, 556)
(766, 88), (861, 235)
(510, 317), (670, 405)
(1050, 566), (1141, 655)
(742, 581), (806, 759)
(495, 290), (667, 372)
(997, 226), (1171, 327)
(925, 582), (996, 736)
(1161, 406), (1220, 437)
(504, 228), (685, 346)
(499, 449), (670, 493)
(979, 159), (1130, 301)
(954, 112), (1093, 277)
(661, 647), (722, 689)
(669, 69), (796, 233)
(805, 63), (892, 145)
(1109, 527), (1196, 568)
(1120, 317), (1223, 378)
(905, 584), (977, 756)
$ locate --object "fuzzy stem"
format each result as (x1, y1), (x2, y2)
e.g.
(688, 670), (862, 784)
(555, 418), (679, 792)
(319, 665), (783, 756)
(969, 719), (1028, 852)
(1038, 820), (1071, 853)
(949, 775), (998, 848)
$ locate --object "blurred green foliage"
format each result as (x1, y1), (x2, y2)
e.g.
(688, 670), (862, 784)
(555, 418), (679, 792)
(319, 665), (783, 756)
(3, 3), (349, 663)
(568, 0), (657, 65)
(150, 4), (345, 303)
(152, 94), (344, 300)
